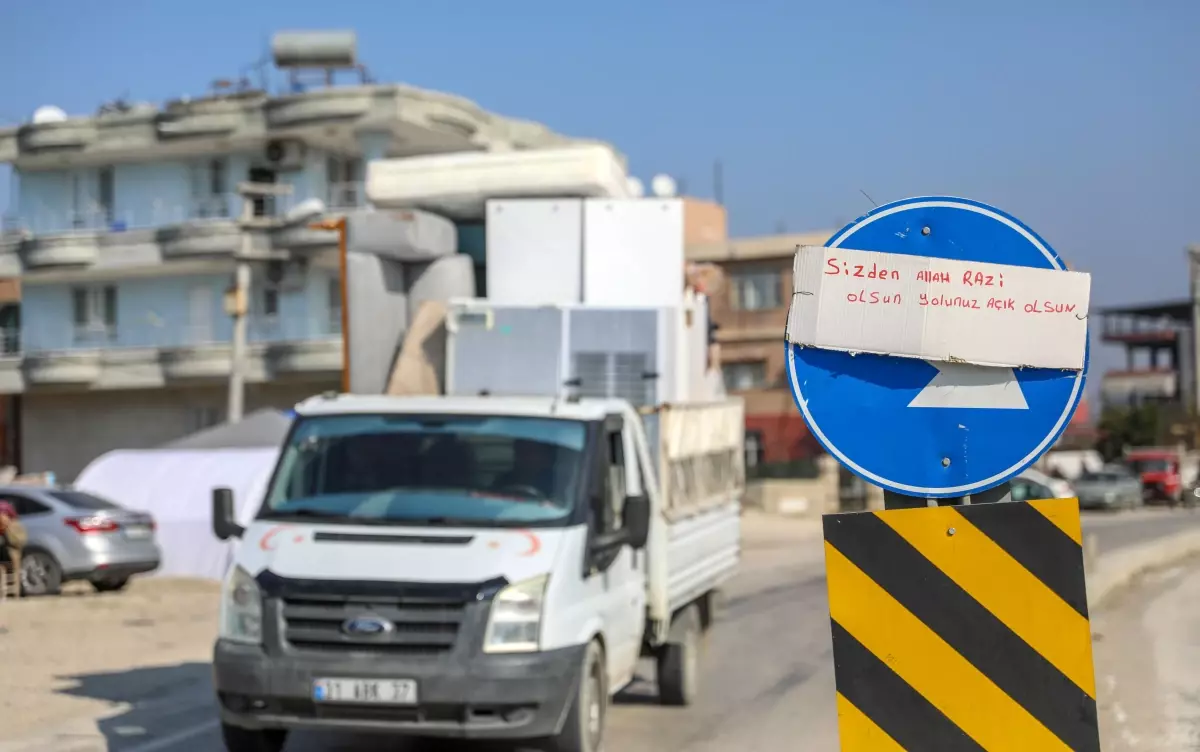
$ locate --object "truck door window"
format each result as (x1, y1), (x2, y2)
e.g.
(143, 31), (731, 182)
(593, 428), (626, 533)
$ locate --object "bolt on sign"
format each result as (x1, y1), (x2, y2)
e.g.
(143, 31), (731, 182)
(785, 197), (1099, 750)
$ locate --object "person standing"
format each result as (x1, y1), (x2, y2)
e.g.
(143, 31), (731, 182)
(0, 500), (26, 597)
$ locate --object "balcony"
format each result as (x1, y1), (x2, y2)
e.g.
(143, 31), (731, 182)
(1, 183), (366, 272)
(15, 315), (342, 391)
(1101, 369), (1180, 406)
(4, 182), (366, 238)
(1100, 302), (1191, 345)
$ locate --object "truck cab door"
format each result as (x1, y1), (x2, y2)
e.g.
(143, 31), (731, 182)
(586, 416), (647, 690)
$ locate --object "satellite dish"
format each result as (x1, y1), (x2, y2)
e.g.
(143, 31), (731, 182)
(626, 177), (645, 198)
(651, 174), (678, 198)
(31, 106), (68, 124)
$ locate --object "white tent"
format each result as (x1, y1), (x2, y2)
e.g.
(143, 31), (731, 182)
(73, 410), (291, 581)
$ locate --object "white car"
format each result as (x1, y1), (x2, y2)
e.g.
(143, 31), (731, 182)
(1014, 468), (1075, 500)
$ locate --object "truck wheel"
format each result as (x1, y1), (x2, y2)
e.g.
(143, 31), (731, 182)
(657, 605), (702, 706)
(220, 723), (286, 752)
(545, 640), (606, 752)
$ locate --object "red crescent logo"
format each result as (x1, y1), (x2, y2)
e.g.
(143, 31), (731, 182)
(259, 525), (288, 551)
(518, 529), (542, 558)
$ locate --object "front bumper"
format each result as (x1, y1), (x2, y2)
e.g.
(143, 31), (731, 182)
(1077, 496), (1119, 510)
(213, 639), (584, 739)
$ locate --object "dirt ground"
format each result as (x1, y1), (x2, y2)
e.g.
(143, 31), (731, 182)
(0, 578), (222, 740)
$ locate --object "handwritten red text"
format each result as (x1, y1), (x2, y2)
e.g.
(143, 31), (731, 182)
(1025, 301), (1077, 314)
(961, 270), (1005, 288)
(919, 294), (980, 309)
(847, 290), (902, 305)
(826, 258), (901, 281)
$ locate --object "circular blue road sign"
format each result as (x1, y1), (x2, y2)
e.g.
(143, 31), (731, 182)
(786, 196), (1088, 498)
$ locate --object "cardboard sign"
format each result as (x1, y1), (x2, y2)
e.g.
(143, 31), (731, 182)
(785, 246), (1091, 371)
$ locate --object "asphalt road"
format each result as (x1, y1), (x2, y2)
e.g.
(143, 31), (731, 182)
(1090, 551), (1200, 751)
(3, 516), (841, 752)
(10, 507), (1200, 752)
(1081, 506), (1200, 556)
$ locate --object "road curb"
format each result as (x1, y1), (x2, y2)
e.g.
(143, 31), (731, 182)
(1086, 527), (1200, 611)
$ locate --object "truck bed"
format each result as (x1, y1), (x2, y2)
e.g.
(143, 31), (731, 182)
(639, 400), (745, 637)
(664, 500), (741, 616)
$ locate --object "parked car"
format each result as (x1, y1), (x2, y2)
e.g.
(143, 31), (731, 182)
(0, 486), (161, 596)
(1010, 473), (1059, 503)
(1073, 466), (1144, 511)
(1019, 467), (1075, 499)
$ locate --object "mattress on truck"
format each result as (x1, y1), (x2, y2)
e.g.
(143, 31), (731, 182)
(365, 144), (633, 220)
(346, 208), (458, 262)
(642, 400), (745, 617)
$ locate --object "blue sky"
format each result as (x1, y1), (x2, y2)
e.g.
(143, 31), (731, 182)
(1, 0), (1196, 316)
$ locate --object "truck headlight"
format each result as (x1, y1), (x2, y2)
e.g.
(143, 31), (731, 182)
(220, 566), (263, 645)
(484, 575), (548, 653)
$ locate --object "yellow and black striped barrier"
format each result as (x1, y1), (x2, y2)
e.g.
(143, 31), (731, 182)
(825, 497), (1100, 751)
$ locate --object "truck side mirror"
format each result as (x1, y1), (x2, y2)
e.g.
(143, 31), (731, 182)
(212, 487), (245, 541)
(623, 494), (650, 550)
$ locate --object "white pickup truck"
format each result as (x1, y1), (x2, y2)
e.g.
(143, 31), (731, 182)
(211, 392), (743, 752)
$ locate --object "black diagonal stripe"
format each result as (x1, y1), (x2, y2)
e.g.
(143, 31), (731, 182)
(957, 501), (1089, 618)
(831, 619), (984, 752)
(824, 515), (1101, 752)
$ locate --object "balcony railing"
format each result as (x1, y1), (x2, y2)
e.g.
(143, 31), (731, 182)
(21, 314), (340, 356)
(1101, 369), (1180, 405)
(4, 182), (366, 236)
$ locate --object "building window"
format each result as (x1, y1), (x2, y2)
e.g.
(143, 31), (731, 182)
(97, 167), (115, 225)
(730, 268), (782, 311)
(187, 406), (222, 433)
(72, 286), (117, 344)
(192, 159), (229, 218)
(744, 430), (765, 470)
(722, 360), (768, 392)
(326, 156), (364, 208)
(70, 173), (86, 228)
(260, 285), (280, 319)
(328, 278), (342, 333)
(209, 159), (226, 197)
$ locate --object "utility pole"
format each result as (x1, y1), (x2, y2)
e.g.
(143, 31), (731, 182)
(226, 181), (292, 423)
(1190, 245), (1200, 413)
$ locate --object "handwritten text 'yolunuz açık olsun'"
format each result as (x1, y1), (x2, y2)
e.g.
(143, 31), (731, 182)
(823, 257), (1078, 314)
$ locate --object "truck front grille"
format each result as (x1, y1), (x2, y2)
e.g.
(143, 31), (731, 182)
(279, 592), (469, 656)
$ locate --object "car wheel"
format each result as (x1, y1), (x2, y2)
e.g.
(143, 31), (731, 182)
(91, 577), (130, 593)
(21, 551), (63, 596)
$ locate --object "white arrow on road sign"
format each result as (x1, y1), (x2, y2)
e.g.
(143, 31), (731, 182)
(907, 362), (1029, 410)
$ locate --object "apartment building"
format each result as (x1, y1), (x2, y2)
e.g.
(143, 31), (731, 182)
(688, 230), (834, 467)
(1099, 299), (1194, 409)
(0, 34), (584, 479)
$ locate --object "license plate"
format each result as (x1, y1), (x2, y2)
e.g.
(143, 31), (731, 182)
(313, 678), (418, 705)
(124, 525), (151, 540)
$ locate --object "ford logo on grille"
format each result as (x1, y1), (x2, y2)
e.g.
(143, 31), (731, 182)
(342, 616), (394, 636)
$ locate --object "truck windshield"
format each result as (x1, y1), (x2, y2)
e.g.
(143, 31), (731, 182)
(260, 413), (588, 527)
(1131, 459), (1171, 474)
